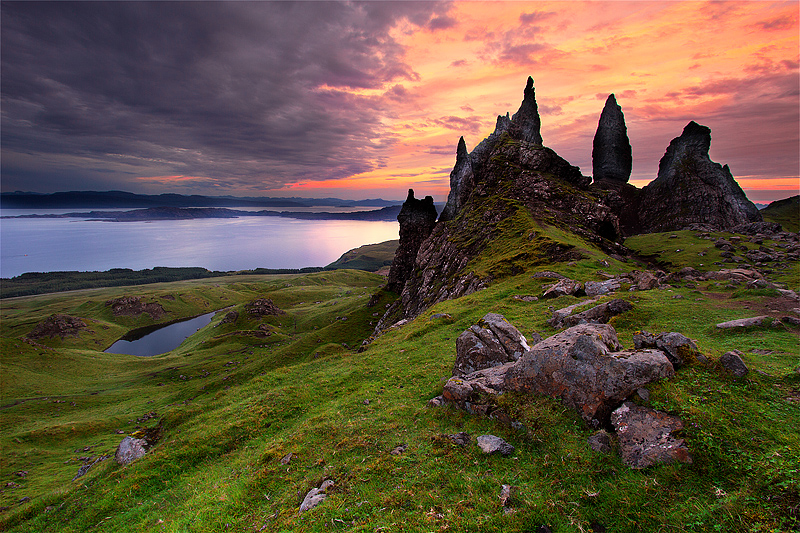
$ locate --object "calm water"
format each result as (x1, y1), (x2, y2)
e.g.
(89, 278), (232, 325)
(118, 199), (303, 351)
(104, 310), (218, 357)
(0, 213), (398, 278)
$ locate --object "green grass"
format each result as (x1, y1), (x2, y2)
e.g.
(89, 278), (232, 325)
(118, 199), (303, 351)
(1, 248), (798, 531)
(761, 195), (799, 233)
(325, 240), (398, 272)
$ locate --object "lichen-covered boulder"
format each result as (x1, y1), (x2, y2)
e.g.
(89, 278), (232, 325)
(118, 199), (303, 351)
(115, 436), (147, 466)
(611, 402), (692, 469)
(452, 313), (538, 377)
(505, 324), (674, 424)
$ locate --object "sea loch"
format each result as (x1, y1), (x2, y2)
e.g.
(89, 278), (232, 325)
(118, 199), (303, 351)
(0, 214), (398, 278)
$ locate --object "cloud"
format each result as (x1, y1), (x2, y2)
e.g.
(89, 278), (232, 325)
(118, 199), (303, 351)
(755, 13), (796, 30)
(430, 115), (486, 134)
(0, 1), (450, 193)
(519, 11), (557, 25)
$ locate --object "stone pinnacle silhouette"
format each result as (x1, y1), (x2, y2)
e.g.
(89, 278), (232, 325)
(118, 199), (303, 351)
(592, 94), (632, 183)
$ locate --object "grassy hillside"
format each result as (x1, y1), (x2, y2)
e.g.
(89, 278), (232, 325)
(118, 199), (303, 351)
(761, 195), (799, 233)
(325, 240), (398, 272)
(1, 229), (798, 532)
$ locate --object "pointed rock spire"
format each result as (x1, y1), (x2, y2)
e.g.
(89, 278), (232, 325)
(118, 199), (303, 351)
(386, 189), (438, 293)
(592, 94), (632, 183)
(509, 76), (543, 145)
(638, 121), (761, 232)
(438, 136), (474, 223)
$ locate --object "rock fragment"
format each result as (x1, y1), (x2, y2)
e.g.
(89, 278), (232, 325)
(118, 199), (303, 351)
(452, 313), (536, 377)
(719, 351), (749, 378)
(477, 435), (515, 456)
(115, 436), (147, 466)
(299, 479), (334, 513)
(716, 316), (772, 329)
(611, 402), (692, 468)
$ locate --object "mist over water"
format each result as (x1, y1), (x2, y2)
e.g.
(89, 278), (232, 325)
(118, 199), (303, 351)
(0, 215), (398, 278)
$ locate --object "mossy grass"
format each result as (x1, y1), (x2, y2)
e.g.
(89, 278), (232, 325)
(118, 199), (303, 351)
(1, 258), (798, 531)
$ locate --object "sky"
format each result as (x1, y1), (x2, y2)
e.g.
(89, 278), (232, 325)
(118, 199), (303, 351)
(1, 1), (798, 203)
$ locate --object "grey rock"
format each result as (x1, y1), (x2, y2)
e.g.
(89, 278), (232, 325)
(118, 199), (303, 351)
(549, 298), (633, 329)
(505, 324), (675, 423)
(633, 330), (704, 366)
(719, 351), (748, 378)
(386, 189), (438, 293)
(542, 279), (582, 299)
(452, 313), (536, 377)
(549, 297), (602, 326)
(611, 402), (692, 469)
(782, 316), (800, 327)
(446, 432), (472, 447)
(477, 435), (515, 456)
(115, 436), (147, 466)
(592, 94), (632, 183)
(584, 279), (621, 297)
(299, 480), (334, 513)
(638, 121), (762, 233)
(716, 316), (772, 329)
(500, 484), (518, 511)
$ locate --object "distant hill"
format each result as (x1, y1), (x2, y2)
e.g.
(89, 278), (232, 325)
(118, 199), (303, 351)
(0, 190), (397, 209)
(325, 240), (398, 272)
(761, 194), (799, 232)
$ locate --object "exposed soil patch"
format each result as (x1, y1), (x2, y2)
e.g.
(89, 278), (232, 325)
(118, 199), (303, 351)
(105, 296), (166, 319)
(28, 314), (88, 339)
(702, 293), (800, 318)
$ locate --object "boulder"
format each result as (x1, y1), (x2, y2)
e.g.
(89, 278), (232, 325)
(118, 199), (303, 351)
(592, 94), (632, 183)
(638, 121), (761, 232)
(716, 316), (771, 329)
(245, 298), (285, 317)
(584, 279), (621, 297)
(477, 435), (515, 456)
(452, 313), (537, 377)
(634, 331), (703, 366)
(505, 324), (675, 424)
(549, 298), (633, 329)
(299, 479), (334, 513)
(542, 279), (582, 299)
(719, 351), (749, 378)
(115, 436), (147, 466)
(386, 189), (439, 293)
(442, 363), (513, 407)
(610, 402), (692, 469)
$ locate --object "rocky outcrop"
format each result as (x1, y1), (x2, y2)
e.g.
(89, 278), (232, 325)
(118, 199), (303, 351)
(638, 121), (762, 232)
(106, 296), (166, 319)
(28, 314), (88, 339)
(611, 402), (692, 469)
(452, 313), (539, 377)
(386, 189), (438, 293)
(245, 298), (285, 317)
(508, 76), (543, 145)
(504, 324), (675, 424)
(592, 94), (632, 183)
(438, 138), (474, 223)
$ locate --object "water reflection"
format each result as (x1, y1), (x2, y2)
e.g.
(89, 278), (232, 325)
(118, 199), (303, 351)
(105, 310), (217, 357)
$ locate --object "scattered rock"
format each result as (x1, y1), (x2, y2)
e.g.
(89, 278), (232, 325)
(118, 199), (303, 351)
(512, 295), (539, 302)
(588, 430), (613, 454)
(716, 316), (772, 329)
(299, 479), (334, 513)
(592, 93), (632, 183)
(429, 313), (453, 321)
(542, 278), (582, 299)
(634, 331), (704, 367)
(477, 435), (515, 456)
(218, 310), (239, 325)
(115, 436), (147, 466)
(245, 298), (286, 317)
(28, 314), (88, 339)
(280, 453), (294, 465)
(105, 296), (166, 319)
(445, 432), (471, 447)
(500, 484), (518, 513)
(549, 298), (633, 329)
(611, 402), (692, 469)
(584, 279), (621, 297)
(719, 351), (749, 378)
(390, 444), (408, 456)
(72, 455), (108, 481)
(452, 313), (536, 377)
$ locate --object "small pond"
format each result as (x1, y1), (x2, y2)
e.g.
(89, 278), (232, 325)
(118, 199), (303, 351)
(104, 310), (218, 357)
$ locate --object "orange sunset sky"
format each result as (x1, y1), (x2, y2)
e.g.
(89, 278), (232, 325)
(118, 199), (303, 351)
(2, 1), (798, 203)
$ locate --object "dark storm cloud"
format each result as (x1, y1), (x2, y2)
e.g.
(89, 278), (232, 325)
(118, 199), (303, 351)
(0, 1), (451, 192)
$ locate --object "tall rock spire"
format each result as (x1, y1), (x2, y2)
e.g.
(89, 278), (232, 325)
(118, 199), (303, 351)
(637, 121), (761, 232)
(438, 137), (474, 223)
(509, 76), (543, 145)
(386, 189), (438, 293)
(592, 94), (632, 183)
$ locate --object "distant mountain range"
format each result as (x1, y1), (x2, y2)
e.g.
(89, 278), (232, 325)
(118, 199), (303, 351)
(0, 190), (398, 209)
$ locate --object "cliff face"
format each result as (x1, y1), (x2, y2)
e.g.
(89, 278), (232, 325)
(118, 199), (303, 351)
(637, 122), (761, 232)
